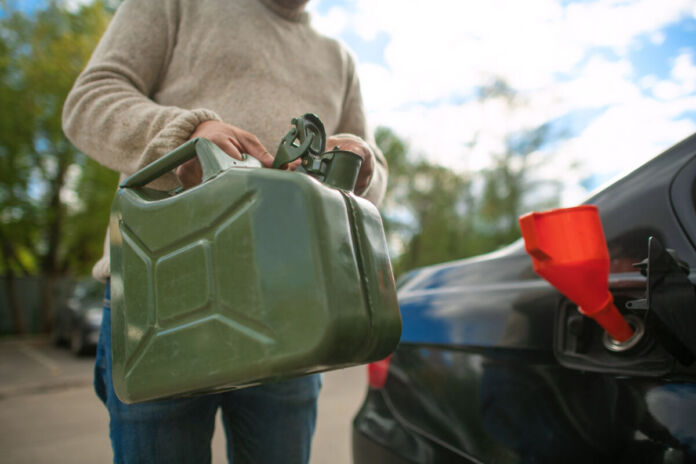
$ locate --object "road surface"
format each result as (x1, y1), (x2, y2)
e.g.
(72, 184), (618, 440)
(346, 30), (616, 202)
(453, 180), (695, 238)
(0, 337), (367, 463)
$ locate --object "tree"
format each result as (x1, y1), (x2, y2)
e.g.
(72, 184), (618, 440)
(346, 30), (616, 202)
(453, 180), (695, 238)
(396, 161), (474, 274)
(477, 124), (561, 250)
(374, 127), (410, 242)
(376, 81), (563, 278)
(376, 128), (478, 276)
(0, 0), (116, 333)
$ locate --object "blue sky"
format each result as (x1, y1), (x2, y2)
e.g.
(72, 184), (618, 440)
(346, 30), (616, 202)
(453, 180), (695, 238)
(13, 0), (696, 205)
(5, 0), (47, 15)
(629, 17), (696, 78)
(308, 0), (696, 203)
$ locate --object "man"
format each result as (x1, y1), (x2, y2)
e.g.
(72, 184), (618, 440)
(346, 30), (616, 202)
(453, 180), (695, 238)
(62, 0), (387, 462)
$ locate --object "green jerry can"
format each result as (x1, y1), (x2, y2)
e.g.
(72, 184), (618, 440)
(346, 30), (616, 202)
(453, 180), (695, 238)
(109, 114), (401, 403)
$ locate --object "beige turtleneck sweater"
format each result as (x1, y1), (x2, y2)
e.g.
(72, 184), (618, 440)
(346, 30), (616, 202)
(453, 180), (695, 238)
(62, 0), (387, 282)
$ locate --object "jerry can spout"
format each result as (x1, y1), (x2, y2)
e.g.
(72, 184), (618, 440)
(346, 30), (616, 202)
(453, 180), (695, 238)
(519, 205), (634, 343)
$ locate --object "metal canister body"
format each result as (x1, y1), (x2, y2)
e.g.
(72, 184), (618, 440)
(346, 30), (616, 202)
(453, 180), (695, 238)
(110, 137), (400, 403)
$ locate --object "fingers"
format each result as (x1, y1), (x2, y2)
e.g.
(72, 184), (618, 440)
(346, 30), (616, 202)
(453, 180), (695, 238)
(326, 135), (374, 194)
(326, 137), (365, 155)
(175, 140), (243, 189)
(286, 159), (303, 171)
(176, 158), (203, 189)
(175, 139), (241, 189)
(190, 120), (274, 167)
(187, 122), (374, 194)
(236, 131), (273, 167)
(219, 138), (243, 161)
(355, 152), (374, 193)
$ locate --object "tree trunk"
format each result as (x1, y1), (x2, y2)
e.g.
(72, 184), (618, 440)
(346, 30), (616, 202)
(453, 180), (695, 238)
(40, 273), (58, 333)
(0, 228), (27, 334)
(40, 151), (70, 333)
(4, 272), (25, 334)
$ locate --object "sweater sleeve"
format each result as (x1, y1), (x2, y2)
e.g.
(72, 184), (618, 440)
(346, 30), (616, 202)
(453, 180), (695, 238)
(62, 0), (220, 189)
(334, 54), (387, 207)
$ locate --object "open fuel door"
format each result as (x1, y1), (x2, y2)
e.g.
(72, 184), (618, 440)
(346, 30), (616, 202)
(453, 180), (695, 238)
(520, 206), (696, 378)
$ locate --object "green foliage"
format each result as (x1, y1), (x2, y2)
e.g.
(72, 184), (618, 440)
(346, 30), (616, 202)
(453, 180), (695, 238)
(62, 156), (119, 275)
(378, 128), (477, 276)
(395, 161), (473, 275)
(0, 0), (116, 279)
(0, 0), (565, 332)
(374, 127), (410, 241)
(378, 115), (561, 277)
(477, 123), (561, 249)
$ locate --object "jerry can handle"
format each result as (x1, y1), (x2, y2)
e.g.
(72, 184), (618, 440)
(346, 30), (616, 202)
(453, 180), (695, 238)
(120, 137), (261, 189)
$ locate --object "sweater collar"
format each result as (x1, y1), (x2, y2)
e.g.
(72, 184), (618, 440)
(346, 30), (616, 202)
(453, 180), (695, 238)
(257, 0), (310, 23)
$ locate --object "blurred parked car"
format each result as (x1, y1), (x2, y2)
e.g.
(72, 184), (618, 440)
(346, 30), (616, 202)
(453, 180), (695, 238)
(52, 279), (104, 356)
(353, 133), (696, 463)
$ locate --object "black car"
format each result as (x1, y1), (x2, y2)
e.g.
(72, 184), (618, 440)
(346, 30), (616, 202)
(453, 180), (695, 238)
(52, 279), (104, 355)
(353, 133), (696, 463)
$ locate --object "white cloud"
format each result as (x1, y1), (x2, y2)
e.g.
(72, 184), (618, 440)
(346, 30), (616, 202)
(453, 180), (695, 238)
(563, 0), (692, 51)
(653, 81), (684, 100)
(653, 51), (696, 99)
(310, 5), (349, 37)
(309, 0), (696, 203)
(63, 0), (92, 12)
(557, 98), (696, 171)
(650, 31), (667, 45)
(552, 57), (641, 108)
(639, 74), (659, 89)
(673, 51), (696, 83)
(313, 0), (693, 96)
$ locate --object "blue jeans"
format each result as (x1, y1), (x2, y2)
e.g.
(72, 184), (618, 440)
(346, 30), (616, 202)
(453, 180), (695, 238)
(95, 282), (321, 464)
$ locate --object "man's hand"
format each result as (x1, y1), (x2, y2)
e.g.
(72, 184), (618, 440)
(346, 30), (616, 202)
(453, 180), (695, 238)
(176, 120), (274, 188)
(325, 134), (374, 194)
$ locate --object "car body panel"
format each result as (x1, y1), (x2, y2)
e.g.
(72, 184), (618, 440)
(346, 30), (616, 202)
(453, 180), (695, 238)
(365, 346), (696, 462)
(354, 133), (696, 462)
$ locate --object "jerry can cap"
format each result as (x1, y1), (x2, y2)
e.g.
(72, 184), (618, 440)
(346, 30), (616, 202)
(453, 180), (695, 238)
(274, 114), (363, 192)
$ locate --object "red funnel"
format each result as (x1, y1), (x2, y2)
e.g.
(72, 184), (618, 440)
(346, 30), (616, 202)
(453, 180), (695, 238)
(519, 205), (633, 342)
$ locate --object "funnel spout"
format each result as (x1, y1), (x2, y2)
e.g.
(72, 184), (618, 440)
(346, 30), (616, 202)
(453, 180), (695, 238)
(519, 206), (634, 343)
(590, 298), (634, 342)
